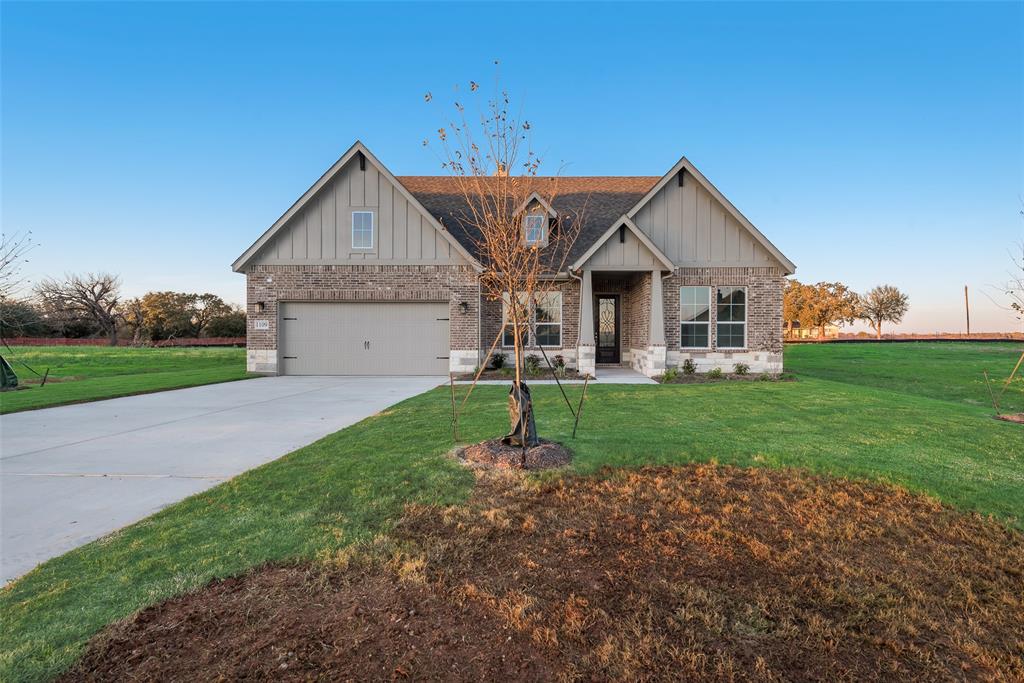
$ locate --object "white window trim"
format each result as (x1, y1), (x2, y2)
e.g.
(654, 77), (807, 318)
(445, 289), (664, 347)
(351, 210), (375, 250)
(679, 285), (711, 350)
(501, 291), (562, 348)
(523, 213), (547, 247)
(715, 285), (747, 350)
(533, 292), (562, 348)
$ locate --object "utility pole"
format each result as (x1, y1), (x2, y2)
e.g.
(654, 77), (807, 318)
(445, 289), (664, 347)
(964, 285), (971, 337)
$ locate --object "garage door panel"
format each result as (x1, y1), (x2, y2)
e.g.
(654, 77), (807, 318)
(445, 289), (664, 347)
(280, 302), (449, 375)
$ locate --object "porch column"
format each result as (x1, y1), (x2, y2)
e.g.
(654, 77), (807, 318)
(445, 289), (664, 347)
(649, 270), (665, 346)
(577, 269), (596, 378)
(645, 270), (667, 377)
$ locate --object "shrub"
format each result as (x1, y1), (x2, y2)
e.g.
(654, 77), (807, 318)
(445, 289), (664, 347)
(491, 352), (506, 369)
(758, 372), (773, 382)
(662, 367), (680, 383)
(733, 362), (750, 376)
(707, 367), (723, 379)
(681, 359), (697, 375)
(525, 354), (542, 374)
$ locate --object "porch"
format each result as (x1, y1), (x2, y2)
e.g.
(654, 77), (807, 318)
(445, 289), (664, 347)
(578, 269), (668, 379)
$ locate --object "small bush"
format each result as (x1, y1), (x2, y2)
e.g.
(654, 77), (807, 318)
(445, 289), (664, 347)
(491, 352), (506, 369)
(662, 367), (680, 383)
(733, 362), (750, 376)
(707, 367), (723, 379)
(681, 359), (697, 375)
(525, 354), (541, 374)
(758, 372), (773, 382)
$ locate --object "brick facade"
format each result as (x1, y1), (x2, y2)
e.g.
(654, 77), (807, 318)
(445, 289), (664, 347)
(245, 264), (479, 373)
(663, 266), (785, 373)
(244, 263), (784, 376)
(479, 280), (580, 366)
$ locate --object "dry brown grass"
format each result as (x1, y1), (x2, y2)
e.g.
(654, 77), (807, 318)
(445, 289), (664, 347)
(64, 466), (1024, 682)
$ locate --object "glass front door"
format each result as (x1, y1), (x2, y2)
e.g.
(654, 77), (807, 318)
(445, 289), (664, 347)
(594, 295), (620, 364)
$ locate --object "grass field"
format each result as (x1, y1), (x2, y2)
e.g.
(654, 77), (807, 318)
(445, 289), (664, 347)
(0, 346), (250, 414)
(1, 342), (1022, 681)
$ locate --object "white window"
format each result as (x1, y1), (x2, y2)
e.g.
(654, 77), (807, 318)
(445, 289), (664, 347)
(502, 291), (562, 347)
(716, 286), (746, 348)
(533, 292), (562, 347)
(523, 214), (546, 246)
(680, 286), (710, 348)
(352, 211), (374, 249)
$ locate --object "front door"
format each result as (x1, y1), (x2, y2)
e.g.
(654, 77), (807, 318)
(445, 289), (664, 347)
(594, 295), (620, 364)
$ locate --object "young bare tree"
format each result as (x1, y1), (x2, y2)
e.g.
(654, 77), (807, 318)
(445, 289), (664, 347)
(857, 285), (909, 338)
(428, 79), (583, 455)
(0, 231), (36, 301)
(35, 273), (122, 345)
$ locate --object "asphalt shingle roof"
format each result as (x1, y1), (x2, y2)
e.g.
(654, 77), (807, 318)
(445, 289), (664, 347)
(397, 176), (658, 265)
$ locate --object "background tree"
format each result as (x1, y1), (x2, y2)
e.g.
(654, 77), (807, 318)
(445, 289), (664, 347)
(205, 306), (247, 337)
(139, 291), (196, 340)
(798, 281), (859, 338)
(782, 279), (809, 338)
(35, 273), (122, 345)
(189, 293), (232, 336)
(119, 297), (147, 344)
(429, 77), (582, 456)
(857, 285), (909, 338)
(0, 299), (51, 338)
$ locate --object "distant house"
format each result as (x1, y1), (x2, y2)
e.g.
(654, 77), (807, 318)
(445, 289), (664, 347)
(233, 141), (796, 377)
(786, 322), (841, 340)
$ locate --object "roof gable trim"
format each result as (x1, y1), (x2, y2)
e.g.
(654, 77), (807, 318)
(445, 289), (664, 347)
(625, 156), (796, 274)
(232, 141), (481, 272)
(571, 215), (675, 271)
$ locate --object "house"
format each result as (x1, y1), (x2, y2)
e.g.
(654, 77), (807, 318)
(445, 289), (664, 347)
(233, 141), (795, 378)
(786, 322), (841, 340)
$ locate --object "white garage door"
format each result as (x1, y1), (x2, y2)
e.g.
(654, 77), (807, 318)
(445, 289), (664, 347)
(279, 302), (449, 375)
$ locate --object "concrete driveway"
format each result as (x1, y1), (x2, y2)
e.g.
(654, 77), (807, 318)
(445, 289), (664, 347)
(0, 375), (443, 583)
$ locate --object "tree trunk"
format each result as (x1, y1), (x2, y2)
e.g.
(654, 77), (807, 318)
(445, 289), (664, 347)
(875, 321), (882, 339)
(502, 303), (539, 461)
(107, 325), (118, 346)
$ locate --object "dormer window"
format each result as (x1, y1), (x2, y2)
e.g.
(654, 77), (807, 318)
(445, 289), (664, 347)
(524, 214), (546, 246)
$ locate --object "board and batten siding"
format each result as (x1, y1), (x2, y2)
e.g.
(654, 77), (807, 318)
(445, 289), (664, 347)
(632, 179), (777, 268)
(254, 158), (465, 265)
(585, 228), (660, 269)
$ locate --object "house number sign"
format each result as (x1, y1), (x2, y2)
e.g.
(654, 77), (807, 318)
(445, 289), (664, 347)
(253, 320), (270, 331)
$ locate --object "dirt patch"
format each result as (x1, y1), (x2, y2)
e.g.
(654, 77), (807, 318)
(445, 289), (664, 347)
(995, 412), (1024, 424)
(63, 466), (1024, 682)
(458, 438), (572, 470)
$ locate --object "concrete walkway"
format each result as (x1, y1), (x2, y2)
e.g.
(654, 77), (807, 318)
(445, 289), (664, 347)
(0, 375), (443, 583)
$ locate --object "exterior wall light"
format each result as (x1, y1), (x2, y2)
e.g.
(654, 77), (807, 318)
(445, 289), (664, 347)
(255, 301), (266, 313)
(458, 301), (470, 315)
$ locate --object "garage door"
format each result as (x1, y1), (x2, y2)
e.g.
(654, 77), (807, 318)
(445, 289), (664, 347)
(279, 302), (449, 375)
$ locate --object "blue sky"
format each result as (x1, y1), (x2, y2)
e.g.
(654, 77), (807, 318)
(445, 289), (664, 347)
(3, 1), (1022, 332)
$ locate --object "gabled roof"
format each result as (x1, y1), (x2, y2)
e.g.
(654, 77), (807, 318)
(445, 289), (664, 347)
(625, 155), (796, 274)
(514, 191), (558, 218)
(232, 141), (480, 272)
(570, 215), (674, 271)
(397, 176), (657, 266)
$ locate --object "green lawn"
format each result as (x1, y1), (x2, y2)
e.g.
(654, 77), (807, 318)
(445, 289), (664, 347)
(1, 342), (1022, 682)
(0, 346), (251, 414)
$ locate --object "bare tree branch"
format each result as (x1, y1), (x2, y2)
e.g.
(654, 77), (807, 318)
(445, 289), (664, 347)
(35, 273), (122, 345)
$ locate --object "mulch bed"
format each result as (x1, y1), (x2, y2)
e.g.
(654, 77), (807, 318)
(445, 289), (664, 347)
(995, 412), (1024, 424)
(458, 438), (573, 470)
(658, 372), (797, 384)
(453, 369), (581, 381)
(62, 466), (1024, 682)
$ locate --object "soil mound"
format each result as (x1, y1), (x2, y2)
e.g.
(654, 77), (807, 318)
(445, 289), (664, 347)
(63, 466), (1024, 682)
(458, 438), (572, 469)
